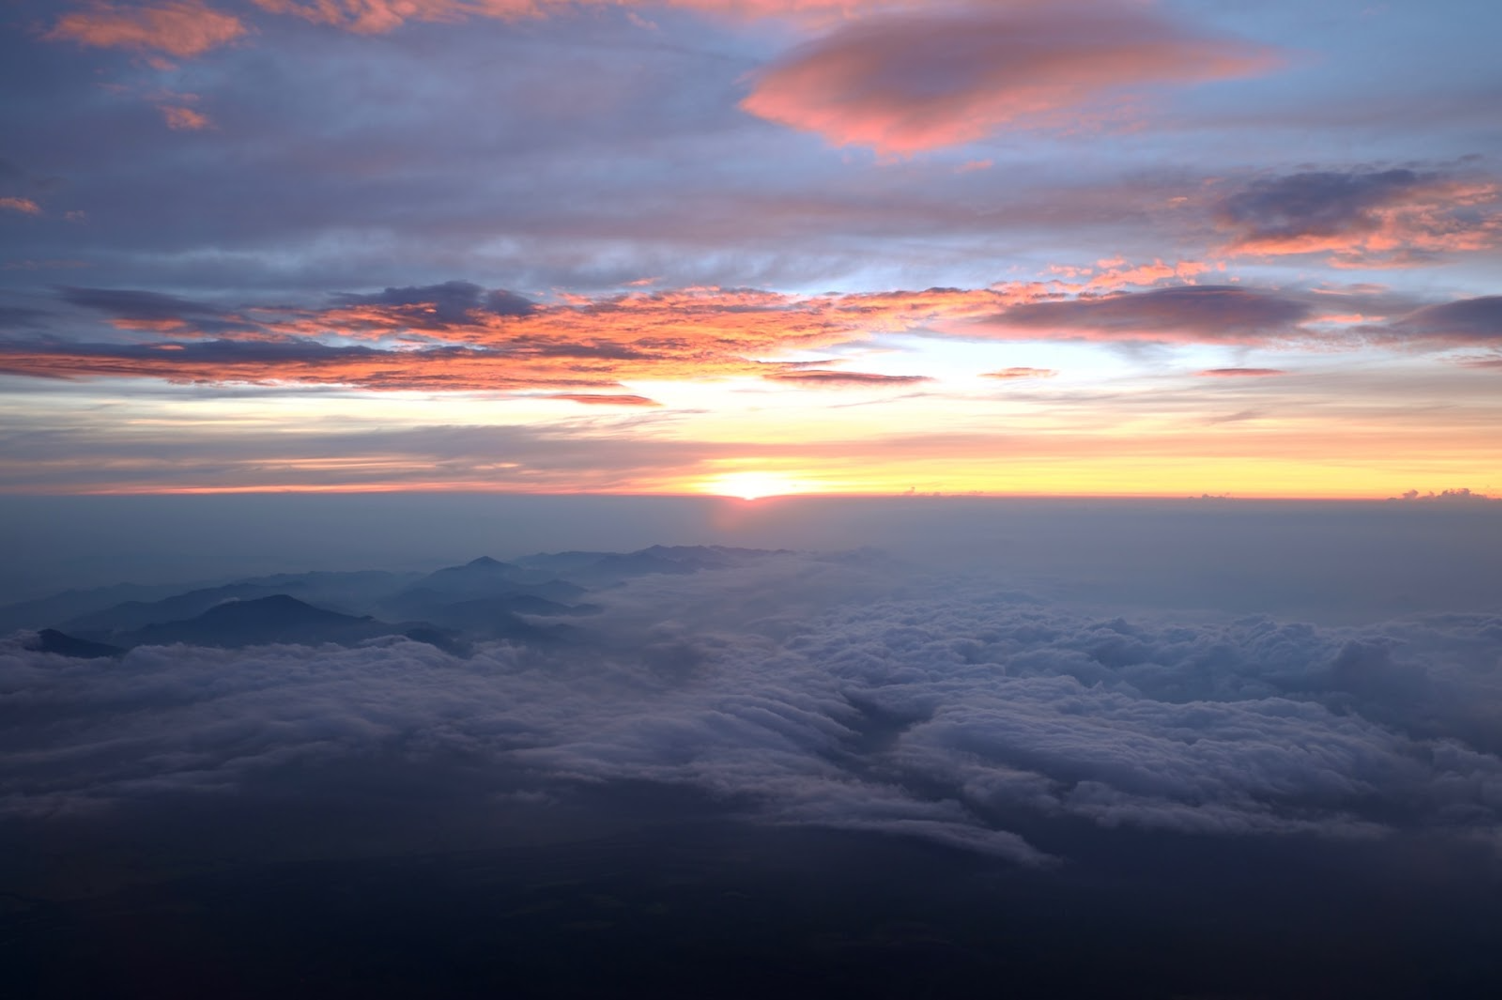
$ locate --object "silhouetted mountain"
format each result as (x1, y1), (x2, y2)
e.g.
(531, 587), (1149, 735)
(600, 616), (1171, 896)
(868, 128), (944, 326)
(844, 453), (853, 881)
(376, 556), (586, 621)
(59, 570), (422, 634)
(419, 556), (525, 590)
(23, 629), (126, 659)
(61, 582), (289, 634)
(108, 595), (442, 650)
(0, 581), (215, 634)
(230, 569), (422, 612)
(516, 545), (787, 585)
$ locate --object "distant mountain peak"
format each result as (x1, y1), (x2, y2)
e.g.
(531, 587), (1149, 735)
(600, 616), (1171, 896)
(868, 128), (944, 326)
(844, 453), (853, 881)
(26, 629), (125, 659)
(466, 556), (507, 568)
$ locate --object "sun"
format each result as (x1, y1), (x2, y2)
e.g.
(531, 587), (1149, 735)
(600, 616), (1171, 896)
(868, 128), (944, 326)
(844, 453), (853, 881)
(702, 471), (813, 500)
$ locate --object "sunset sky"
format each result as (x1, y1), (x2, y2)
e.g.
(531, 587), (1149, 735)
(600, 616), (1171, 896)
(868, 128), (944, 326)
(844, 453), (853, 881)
(3, 0), (1499, 498)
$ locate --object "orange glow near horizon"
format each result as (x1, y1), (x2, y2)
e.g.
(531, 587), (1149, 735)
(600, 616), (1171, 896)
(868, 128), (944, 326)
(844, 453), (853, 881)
(700, 471), (822, 500)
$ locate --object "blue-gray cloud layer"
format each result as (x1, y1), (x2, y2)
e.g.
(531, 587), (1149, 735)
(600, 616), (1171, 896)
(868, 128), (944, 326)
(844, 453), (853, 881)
(5, 552), (1500, 866)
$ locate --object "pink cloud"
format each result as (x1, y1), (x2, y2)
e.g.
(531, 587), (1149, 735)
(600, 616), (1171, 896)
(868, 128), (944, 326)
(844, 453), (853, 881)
(1084, 258), (1210, 290)
(0, 197), (42, 215)
(160, 105), (212, 129)
(1198, 368), (1287, 377)
(249, 1), (897, 35)
(740, 3), (1275, 153)
(46, 1), (247, 57)
(248, 0), (536, 34)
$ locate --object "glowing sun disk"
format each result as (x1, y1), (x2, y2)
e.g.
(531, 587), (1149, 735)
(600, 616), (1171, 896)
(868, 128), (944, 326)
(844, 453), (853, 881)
(703, 471), (812, 500)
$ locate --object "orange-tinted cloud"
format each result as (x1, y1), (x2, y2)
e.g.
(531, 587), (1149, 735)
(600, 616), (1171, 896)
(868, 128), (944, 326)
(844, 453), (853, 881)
(1084, 258), (1211, 290)
(764, 369), (930, 386)
(6, 281), (1031, 390)
(1199, 368), (1286, 377)
(0, 197), (42, 215)
(1215, 169), (1502, 268)
(160, 104), (211, 129)
(16, 280), (1485, 394)
(740, 4), (1275, 153)
(249, 0), (538, 34)
(0, 339), (629, 392)
(47, 1), (247, 57)
(982, 367), (1057, 380)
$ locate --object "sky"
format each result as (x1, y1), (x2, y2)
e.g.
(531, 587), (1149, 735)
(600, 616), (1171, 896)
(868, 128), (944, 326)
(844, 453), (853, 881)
(2, 0), (1501, 499)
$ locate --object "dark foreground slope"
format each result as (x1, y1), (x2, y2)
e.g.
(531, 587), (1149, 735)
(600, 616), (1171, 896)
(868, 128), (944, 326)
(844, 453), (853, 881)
(3, 820), (1498, 1000)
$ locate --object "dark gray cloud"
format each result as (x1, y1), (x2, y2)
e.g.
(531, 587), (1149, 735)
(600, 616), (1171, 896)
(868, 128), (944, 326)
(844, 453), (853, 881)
(331, 281), (535, 325)
(1385, 295), (1502, 343)
(765, 369), (932, 386)
(1199, 367), (1286, 377)
(1211, 166), (1500, 265)
(54, 285), (260, 335)
(59, 285), (228, 320)
(983, 285), (1312, 343)
(1216, 169), (1425, 243)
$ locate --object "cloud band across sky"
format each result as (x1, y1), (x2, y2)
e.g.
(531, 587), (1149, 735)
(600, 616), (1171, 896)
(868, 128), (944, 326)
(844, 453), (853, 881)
(3, 0), (1500, 497)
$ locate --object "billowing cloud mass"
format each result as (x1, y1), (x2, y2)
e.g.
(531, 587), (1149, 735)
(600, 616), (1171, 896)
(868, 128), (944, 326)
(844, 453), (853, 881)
(740, 4), (1275, 153)
(3, 550), (1501, 867)
(1215, 169), (1502, 267)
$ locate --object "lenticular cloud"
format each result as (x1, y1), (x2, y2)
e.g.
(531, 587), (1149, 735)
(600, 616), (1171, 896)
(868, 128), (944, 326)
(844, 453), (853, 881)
(4, 551), (1500, 865)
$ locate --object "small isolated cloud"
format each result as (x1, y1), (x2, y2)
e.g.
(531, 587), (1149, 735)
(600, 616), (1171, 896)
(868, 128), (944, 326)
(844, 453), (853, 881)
(975, 285), (1312, 345)
(981, 367), (1057, 380)
(0, 197), (42, 215)
(740, 3), (1274, 153)
(766, 369), (931, 386)
(46, 1), (248, 58)
(160, 104), (211, 129)
(544, 393), (662, 406)
(1215, 168), (1502, 267)
(1198, 367), (1286, 377)
(1390, 488), (1496, 503)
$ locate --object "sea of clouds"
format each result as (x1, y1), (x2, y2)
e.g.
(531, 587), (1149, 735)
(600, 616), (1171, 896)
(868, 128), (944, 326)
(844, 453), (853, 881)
(4, 549), (1500, 874)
